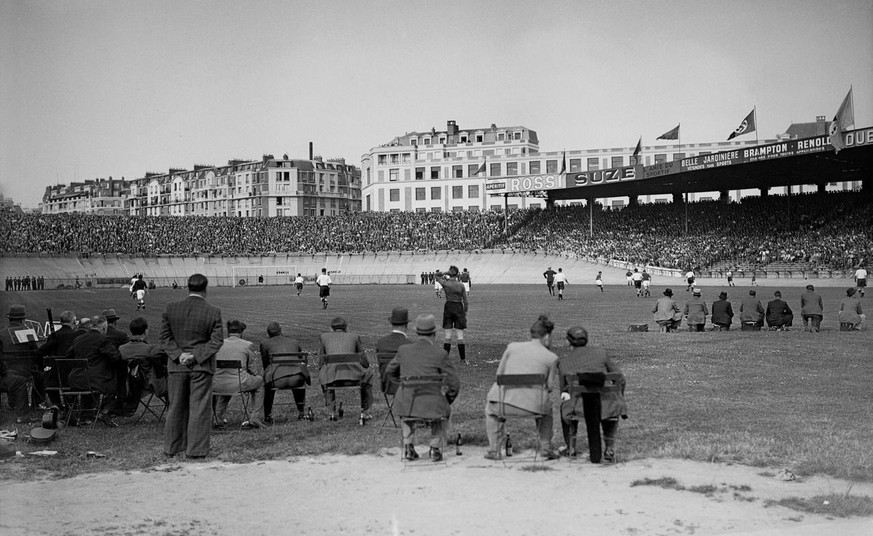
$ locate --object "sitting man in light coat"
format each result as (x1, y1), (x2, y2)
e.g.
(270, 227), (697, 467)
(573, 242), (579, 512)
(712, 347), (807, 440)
(386, 314), (460, 462)
(484, 314), (560, 460)
(652, 288), (682, 332)
(838, 287), (865, 331)
(213, 319), (266, 428)
(683, 288), (709, 332)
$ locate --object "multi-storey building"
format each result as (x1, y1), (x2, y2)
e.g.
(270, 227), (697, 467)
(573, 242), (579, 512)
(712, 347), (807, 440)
(41, 178), (129, 215)
(126, 156), (361, 217)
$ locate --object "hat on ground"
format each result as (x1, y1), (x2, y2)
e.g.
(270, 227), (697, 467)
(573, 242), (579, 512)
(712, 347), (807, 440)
(663, 288), (673, 297)
(719, 291), (728, 299)
(692, 288), (701, 296)
(847, 287), (857, 296)
(414, 314), (437, 336)
(331, 317), (347, 329)
(566, 326), (589, 347)
(6, 304), (26, 319)
(101, 309), (119, 321)
(388, 307), (409, 325)
(227, 319), (247, 333)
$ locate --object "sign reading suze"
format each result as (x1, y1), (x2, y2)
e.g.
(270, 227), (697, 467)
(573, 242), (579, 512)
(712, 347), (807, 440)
(571, 166), (637, 186)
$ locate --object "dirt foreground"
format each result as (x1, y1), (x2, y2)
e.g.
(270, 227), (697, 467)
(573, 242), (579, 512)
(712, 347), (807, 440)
(2, 448), (872, 536)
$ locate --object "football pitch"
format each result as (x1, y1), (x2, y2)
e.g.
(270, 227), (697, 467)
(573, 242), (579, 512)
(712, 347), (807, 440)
(1, 282), (870, 482)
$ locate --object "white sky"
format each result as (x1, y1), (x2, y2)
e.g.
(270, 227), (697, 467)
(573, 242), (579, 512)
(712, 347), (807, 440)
(2, 0), (871, 208)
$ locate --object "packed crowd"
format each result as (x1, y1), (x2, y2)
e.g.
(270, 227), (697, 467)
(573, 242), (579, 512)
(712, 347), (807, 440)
(1, 191), (869, 271)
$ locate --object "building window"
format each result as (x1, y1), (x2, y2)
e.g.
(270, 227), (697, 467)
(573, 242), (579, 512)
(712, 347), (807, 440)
(410, 137), (417, 146)
(389, 189), (400, 202)
(506, 162), (518, 176)
(431, 207), (442, 212)
(489, 163), (501, 177)
(468, 185), (479, 198)
(416, 207), (426, 212)
(423, 137), (431, 145)
(514, 131), (522, 140)
(415, 167), (424, 180)
(452, 206), (463, 212)
(452, 186), (463, 199)
(377, 155), (387, 165)
(611, 156), (624, 168)
(476, 134), (483, 142)
(468, 164), (479, 177)
(389, 169), (399, 182)
(569, 158), (582, 172)
(452, 165), (463, 178)
(415, 187), (426, 200)
(529, 161), (541, 174)
(430, 166), (440, 179)
(587, 157), (599, 171)
(672, 153), (685, 161)
(459, 134), (468, 143)
(431, 187), (441, 200)
(654, 153), (667, 164)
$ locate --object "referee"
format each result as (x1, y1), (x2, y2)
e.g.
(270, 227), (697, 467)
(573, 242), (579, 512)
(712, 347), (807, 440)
(434, 265), (469, 364)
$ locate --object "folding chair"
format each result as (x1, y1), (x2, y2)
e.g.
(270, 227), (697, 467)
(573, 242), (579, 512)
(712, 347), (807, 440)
(398, 374), (449, 467)
(127, 358), (168, 424)
(267, 352), (309, 422)
(377, 352), (399, 432)
(562, 371), (624, 462)
(494, 373), (550, 463)
(321, 353), (366, 424)
(51, 358), (105, 428)
(212, 359), (250, 427)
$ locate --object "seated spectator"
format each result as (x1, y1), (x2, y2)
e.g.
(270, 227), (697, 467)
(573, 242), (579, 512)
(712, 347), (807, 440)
(118, 317), (168, 416)
(260, 322), (309, 423)
(801, 284), (824, 333)
(36, 310), (83, 406)
(683, 288), (709, 332)
(483, 315), (560, 461)
(739, 290), (765, 330)
(652, 289), (682, 332)
(375, 308), (411, 396)
(0, 359), (28, 423)
(765, 291), (794, 331)
(386, 314), (460, 462)
(710, 292), (734, 331)
(213, 320), (266, 428)
(558, 326), (626, 463)
(838, 288), (865, 331)
(318, 317), (375, 422)
(65, 314), (122, 425)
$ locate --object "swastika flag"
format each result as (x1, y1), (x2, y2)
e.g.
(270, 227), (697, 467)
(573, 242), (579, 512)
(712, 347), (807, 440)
(727, 109), (756, 140)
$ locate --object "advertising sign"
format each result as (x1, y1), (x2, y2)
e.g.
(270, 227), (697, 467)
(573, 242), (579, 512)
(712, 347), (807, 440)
(486, 174), (564, 194)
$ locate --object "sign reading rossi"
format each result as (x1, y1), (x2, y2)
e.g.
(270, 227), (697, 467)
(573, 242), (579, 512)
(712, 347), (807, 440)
(486, 174), (563, 194)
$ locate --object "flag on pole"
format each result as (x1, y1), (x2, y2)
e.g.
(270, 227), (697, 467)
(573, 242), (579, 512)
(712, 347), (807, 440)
(727, 109), (756, 140)
(657, 124), (680, 140)
(559, 151), (566, 174)
(474, 157), (486, 176)
(829, 87), (854, 153)
(632, 137), (642, 164)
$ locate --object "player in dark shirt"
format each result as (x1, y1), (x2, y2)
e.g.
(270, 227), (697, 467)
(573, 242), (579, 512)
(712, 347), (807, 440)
(434, 266), (469, 364)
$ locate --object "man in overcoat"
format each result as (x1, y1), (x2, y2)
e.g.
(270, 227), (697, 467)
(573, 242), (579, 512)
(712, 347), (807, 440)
(66, 314), (123, 423)
(318, 317), (374, 421)
(375, 308), (410, 398)
(386, 314), (460, 462)
(838, 288), (865, 331)
(739, 290), (765, 330)
(765, 291), (794, 330)
(260, 321), (309, 422)
(160, 274), (224, 458)
(652, 288), (682, 332)
(683, 288), (709, 332)
(213, 320), (266, 428)
(800, 284), (824, 332)
(711, 292), (734, 331)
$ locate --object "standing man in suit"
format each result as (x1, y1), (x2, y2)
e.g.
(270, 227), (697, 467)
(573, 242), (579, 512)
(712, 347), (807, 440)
(765, 290), (794, 331)
(800, 284), (824, 332)
(260, 321), (309, 423)
(483, 315), (560, 460)
(318, 317), (374, 422)
(160, 274), (223, 458)
(375, 308), (410, 399)
(386, 314), (460, 462)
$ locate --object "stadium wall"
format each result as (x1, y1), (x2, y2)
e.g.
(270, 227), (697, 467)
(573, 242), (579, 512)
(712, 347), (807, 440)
(0, 253), (854, 289)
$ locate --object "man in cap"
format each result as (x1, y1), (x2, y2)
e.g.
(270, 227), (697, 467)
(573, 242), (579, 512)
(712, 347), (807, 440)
(0, 305), (30, 421)
(683, 288), (709, 332)
(765, 291), (794, 331)
(318, 317), (374, 422)
(161, 273), (224, 458)
(213, 320), (266, 428)
(739, 289), (765, 330)
(800, 284), (824, 332)
(652, 289), (682, 332)
(102, 309), (129, 349)
(558, 326), (626, 463)
(434, 265), (469, 364)
(260, 321), (309, 423)
(375, 308), (410, 399)
(386, 314), (460, 462)
(838, 288), (865, 331)
(710, 292), (734, 331)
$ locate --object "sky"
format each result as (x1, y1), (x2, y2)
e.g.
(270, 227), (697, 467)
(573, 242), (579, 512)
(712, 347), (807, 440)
(1, 0), (871, 208)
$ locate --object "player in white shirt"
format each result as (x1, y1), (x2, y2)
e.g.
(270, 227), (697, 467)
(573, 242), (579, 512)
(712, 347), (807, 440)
(855, 266), (867, 297)
(294, 273), (305, 296)
(554, 268), (569, 300)
(685, 270), (695, 292)
(315, 268), (332, 309)
(595, 271), (604, 292)
(631, 268), (644, 297)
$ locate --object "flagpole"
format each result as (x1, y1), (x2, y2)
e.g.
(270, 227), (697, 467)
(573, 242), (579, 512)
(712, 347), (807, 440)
(754, 106), (758, 145)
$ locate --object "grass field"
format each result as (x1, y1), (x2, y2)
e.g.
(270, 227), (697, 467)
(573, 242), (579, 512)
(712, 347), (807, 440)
(1, 282), (871, 482)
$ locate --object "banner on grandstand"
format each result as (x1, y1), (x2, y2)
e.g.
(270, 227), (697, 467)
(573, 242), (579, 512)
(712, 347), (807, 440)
(485, 174), (565, 194)
(568, 166), (641, 187)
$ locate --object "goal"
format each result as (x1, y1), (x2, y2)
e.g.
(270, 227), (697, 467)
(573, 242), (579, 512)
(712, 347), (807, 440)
(231, 265), (297, 288)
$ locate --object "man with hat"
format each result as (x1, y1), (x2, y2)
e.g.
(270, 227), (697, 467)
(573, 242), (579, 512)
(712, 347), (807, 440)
(739, 290), (765, 330)
(260, 321), (309, 423)
(800, 284), (824, 332)
(102, 309), (129, 349)
(0, 305), (31, 420)
(375, 308), (410, 399)
(318, 317), (374, 422)
(652, 289), (682, 332)
(838, 288), (865, 331)
(102, 309), (129, 415)
(765, 291), (794, 331)
(386, 314), (460, 462)
(213, 319), (266, 428)
(558, 326), (626, 463)
(710, 292), (734, 331)
(683, 288), (709, 332)
(160, 273), (224, 458)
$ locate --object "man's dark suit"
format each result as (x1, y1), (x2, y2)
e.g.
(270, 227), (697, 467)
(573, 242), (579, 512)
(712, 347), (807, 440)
(65, 330), (122, 395)
(711, 299), (734, 329)
(36, 325), (83, 405)
(375, 331), (408, 396)
(260, 335), (309, 418)
(766, 299), (794, 328)
(160, 294), (223, 457)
